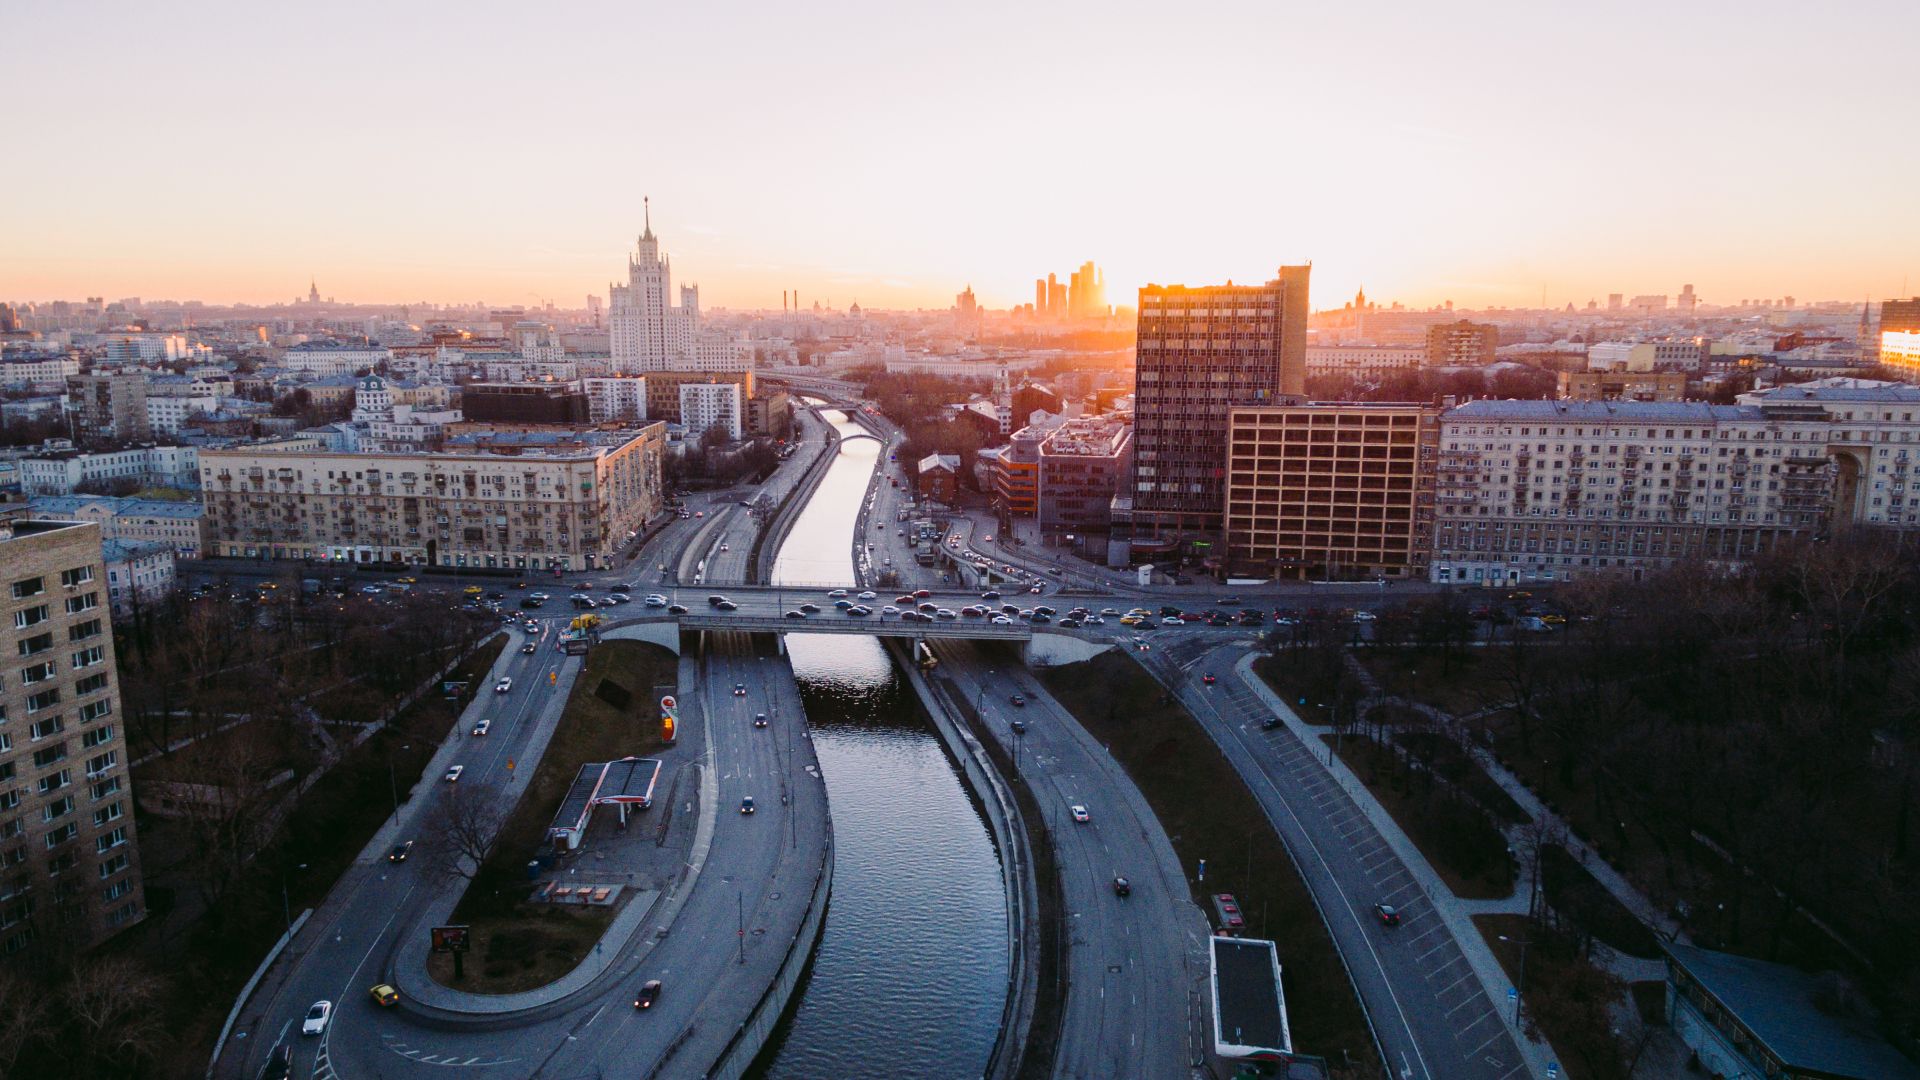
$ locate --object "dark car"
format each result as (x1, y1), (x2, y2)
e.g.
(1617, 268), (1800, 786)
(1201, 673), (1216, 685)
(1374, 903), (1402, 927)
(1009, 694), (1026, 707)
(521, 641), (537, 654)
(740, 797), (756, 815)
(707, 595), (729, 606)
(667, 604), (689, 615)
(799, 603), (821, 614)
(1113, 876), (1131, 898)
(256, 1044), (293, 1080)
(734, 683), (747, 696)
(1260, 716), (1282, 730)
(634, 979), (663, 1010)
(716, 600), (739, 611)
(754, 713), (769, 728)
(785, 610), (807, 619)
(1161, 605), (1183, 617)
(387, 840), (415, 863)
(1010, 718), (1027, 734)
(981, 590), (1002, 600)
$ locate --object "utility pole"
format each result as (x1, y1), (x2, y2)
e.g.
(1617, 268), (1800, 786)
(737, 891), (746, 965)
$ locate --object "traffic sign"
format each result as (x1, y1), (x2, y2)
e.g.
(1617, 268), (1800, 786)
(1508, 987), (1518, 1001)
(1546, 1064), (1558, 1079)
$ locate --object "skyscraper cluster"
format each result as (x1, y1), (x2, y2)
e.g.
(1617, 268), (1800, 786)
(1032, 261), (1108, 320)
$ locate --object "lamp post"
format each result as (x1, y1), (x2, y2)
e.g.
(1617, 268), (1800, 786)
(388, 743), (411, 821)
(281, 862), (308, 935)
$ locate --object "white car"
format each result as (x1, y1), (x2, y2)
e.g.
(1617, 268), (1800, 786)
(645, 594), (668, 607)
(495, 677), (513, 693)
(856, 591), (877, 601)
(302, 1000), (332, 1036)
(471, 718), (491, 736)
(444, 765), (464, 782)
(1353, 610), (1378, 622)
(882, 605), (900, 616)
(827, 589), (849, 599)
(1069, 804), (1090, 824)
(991, 615), (1013, 625)
(1162, 617), (1185, 626)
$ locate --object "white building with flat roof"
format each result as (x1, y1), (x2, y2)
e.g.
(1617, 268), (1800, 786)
(679, 381), (743, 441)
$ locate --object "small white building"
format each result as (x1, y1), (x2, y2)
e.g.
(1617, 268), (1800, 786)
(679, 381), (743, 441)
(102, 538), (176, 618)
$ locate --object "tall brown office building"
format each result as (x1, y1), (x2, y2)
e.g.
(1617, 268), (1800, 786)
(1130, 265), (1310, 547)
(0, 516), (144, 954)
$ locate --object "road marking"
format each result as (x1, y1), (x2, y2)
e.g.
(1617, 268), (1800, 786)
(1433, 969), (1477, 997)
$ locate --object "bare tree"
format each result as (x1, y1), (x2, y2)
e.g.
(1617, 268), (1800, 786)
(0, 967), (47, 1077)
(429, 784), (506, 883)
(61, 956), (167, 1075)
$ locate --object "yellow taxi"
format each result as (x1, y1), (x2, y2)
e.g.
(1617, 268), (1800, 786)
(463, 585), (483, 596)
(369, 984), (400, 1007)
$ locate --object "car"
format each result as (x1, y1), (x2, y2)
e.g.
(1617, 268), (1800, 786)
(463, 585), (483, 596)
(716, 600), (739, 611)
(520, 597), (542, 609)
(1353, 610), (1378, 622)
(530, 592), (551, 601)
(1069, 804), (1090, 823)
(1261, 717), (1282, 731)
(606, 594), (631, 605)
(256, 1043), (293, 1080)
(634, 979), (663, 1010)
(472, 718), (491, 736)
(918, 602), (938, 614)
(828, 589), (849, 598)
(301, 1000), (332, 1036)
(495, 677), (512, 693)
(856, 591), (877, 601)
(707, 595), (730, 606)
(1216, 595), (1242, 605)
(740, 796), (756, 814)
(786, 610), (807, 619)
(1029, 613), (1051, 624)
(1034, 605), (1056, 616)
(895, 594), (917, 605)
(368, 983), (400, 1007)
(387, 840), (415, 863)
(1010, 718), (1027, 734)
(1100, 607), (1121, 616)
(991, 615), (1013, 625)
(1009, 694), (1026, 707)
(361, 585), (384, 595)
(734, 682), (747, 696)
(645, 594), (668, 606)
(913, 589), (932, 599)
(834, 598), (853, 610)
(667, 604), (689, 615)
(846, 605), (871, 617)
(754, 713), (769, 728)
(1112, 876), (1131, 897)
(444, 765), (464, 782)
(1374, 903), (1401, 926)
(487, 591), (506, 600)
(1119, 615), (1144, 626)
(981, 590), (1002, 600)
(1084, 615), (1105, 625)
(882, 604), (900, 616)
(521, 641), (537, 654)
(1201, 673), (1216, 685)
(719, 543), (730, 553)
(396, 577), (417, 585)
(1161, 617), (1185, 626)
(799, 603), (821, 614)
(935, 608), (956, 619)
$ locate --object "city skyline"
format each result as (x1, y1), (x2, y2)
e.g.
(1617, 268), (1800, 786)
(3, 1), (1916, 313)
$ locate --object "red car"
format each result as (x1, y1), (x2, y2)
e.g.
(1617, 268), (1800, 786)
(1201, 673), (1217, 685)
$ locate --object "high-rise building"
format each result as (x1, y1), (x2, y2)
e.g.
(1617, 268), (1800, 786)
(65, 373), (152, 443)
(1067, 261), (1106, 319)
(679, 382), (744, 441)
(955, 285), (978, 323)
(1881, 298), (1920, 380)
(1046, 275), (1067, 320)
(1424, 320), (1499, 368)
(1034, 279), (1047, 315)
(1129, 266), (1310, 546)
(608, 204), (750, 374)
(1678, 284), (1697, 313)
(0, 515), (146, 955)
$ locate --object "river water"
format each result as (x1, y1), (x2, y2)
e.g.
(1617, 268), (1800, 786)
(752, 412), (1008, 1078)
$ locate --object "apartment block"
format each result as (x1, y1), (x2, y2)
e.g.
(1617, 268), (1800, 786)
(680, 382), (743, 441)
(199, 425), (666, 571)
(0, 517), (144, 955)
(1224, 404), (1437, 579)
(1557, 369), (1688, 402)
(1880, 298), (1920, 380)
(66, 373), (151, 442)
(643, 371), (755, 425)
(1425, 320), (1499, 368)
(1305, 345), (1426, 380)
(1037, 414), (1133, 537)
(582, 377), (648, 424)
(1131, 266), (1310, 546)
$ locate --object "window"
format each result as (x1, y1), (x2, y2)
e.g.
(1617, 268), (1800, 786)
(83, 751), (115, 778)
(41, 796), (74, 824)
(15, 633), (52, 657)
(9, 578), (43, 599)
(59, 567), (92, 588)
(71, 647), (103, 670)
(12, 605), (47, 630)
(64, 593), (97, 615)
(102, 878), (133, 903)
(35, 768), (70, 795)
(92, 802), (121, 827)
(80, 700), (110, 725)
(67, 619), (101, 642)
(97, 852), (128, 879)
(74, 675), (107, 697)
(18, 661), (53, 685)
(94, 828), (125, 853)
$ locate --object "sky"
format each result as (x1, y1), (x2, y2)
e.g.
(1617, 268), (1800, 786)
(3, 0), (1916, 314)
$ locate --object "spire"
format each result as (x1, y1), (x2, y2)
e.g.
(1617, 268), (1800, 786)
(642, 196), (654, 242)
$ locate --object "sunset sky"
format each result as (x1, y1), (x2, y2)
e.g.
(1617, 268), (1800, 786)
(3, 0), (1915, 313)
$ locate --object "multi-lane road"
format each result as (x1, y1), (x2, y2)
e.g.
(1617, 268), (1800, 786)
(928, 638), (1214, 1079)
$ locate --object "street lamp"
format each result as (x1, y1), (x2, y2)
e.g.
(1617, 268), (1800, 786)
(388, 743), (411, 821)
(281, 862), (309, 935)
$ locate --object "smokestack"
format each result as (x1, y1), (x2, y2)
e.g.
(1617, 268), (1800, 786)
(782, 290), (788, 313)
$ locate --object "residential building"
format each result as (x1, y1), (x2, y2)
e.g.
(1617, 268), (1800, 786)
(18, 445), (199, 495)
(608, 212), (752, 374)
(144, 391), (221, 436)
(1425, 320), (1499, 368)
(1429, 399), (1842, 585)
(197, 426), (666, 571)
(26, 496), (207, 560)
(1305, 345), (1426, 380)
(642, 371), (754, 425)
(66, 373), (151, 442)
(1131, 266), (1311, 548)
(1012, 382), (1064, 430)
(1224, 404), (1437, 579)
(1557, 368), (1688, 402)
(986, 420), (1059, 518)
(0, 515), (145, 954)
(916, 454), (960, 505)
(745, 391), (792, 440)
(1664, 944), (1920, 1080)
(1037, 414), (1133, 542)
(1587, 340), (1709, 372)
(0, 355), (80, 386)
(582, 377), (649, 424)
(461, 383), (588, 425)
(278, 344), (388, 376)
(1737, 378), (1920, 530)
(100, 539), (175, 619)
(679, 382), (743, 441)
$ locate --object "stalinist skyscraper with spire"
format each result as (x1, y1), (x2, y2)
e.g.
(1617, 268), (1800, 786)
(608, 199), (750, 374)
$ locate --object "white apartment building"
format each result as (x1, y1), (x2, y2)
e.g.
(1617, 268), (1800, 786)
(1427, 388), (1920, 585)
(27, 496), (208, 560)
(101, 539), (175, 618)
(583, 377), (649, 423)
(18, 445), (200, 495)
(0, 355), (80, 385)
(1587, 340), (1708, 372)
(145, 393), (221, 436)
(1305, 345), (1427, 380)
(679, 382), (743, 441)
(608, 215), (752, 374)
(279, 345), (390, 376)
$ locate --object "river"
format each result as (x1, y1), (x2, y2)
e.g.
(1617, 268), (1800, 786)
(751, 410), (1008, 1078)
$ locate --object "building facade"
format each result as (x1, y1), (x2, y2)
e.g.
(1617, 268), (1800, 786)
(1131, 266), (1311, 546)
(18, 444), (200, 495)
(0, 517), (145, 954)
(1425, 320), (1499, 368)
(198, 426), (666, 571)
(66, 373), (151, 442)
(26, 496), (207, 560)
(1224, 404), (1437, 579)
(1037, 414), (1133, 539)
(642, 370), (754, 425)
(582, 377), (649, 424)
(1879, 297), (1920, 380)
(460, 383), (588, 425)
(1305, 345), (1426, 380)
(679, 382), (743, 441)
(608, 215), (752, 374)
(1557, 369), (1689, 402)
(101, 539), (175, 619)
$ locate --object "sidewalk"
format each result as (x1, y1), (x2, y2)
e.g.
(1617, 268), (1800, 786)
(1233, 650), (1564, 1080)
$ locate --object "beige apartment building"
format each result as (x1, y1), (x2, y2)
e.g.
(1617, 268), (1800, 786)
(1223, 404), (1438, 579)
(0, 516), (144, 954)
(199, 425), (666, 572)
(1558, 368), (1689, 402)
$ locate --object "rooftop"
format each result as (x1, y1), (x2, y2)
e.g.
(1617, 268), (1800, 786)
(1444, 399), (1759, 423)
(1211, 936), (1290, 1059)
(1667, 944), (1920, 1080)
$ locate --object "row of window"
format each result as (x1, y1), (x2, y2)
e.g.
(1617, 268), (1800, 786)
(7, 567), (93, 600)
(10, 592), (100, 629)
